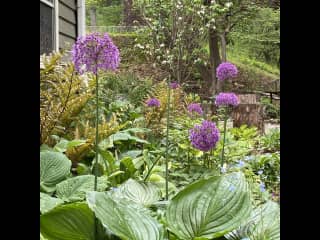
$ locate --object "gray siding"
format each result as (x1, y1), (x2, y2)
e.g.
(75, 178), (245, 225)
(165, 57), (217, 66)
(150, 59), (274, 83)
(59, 0), (77, 50)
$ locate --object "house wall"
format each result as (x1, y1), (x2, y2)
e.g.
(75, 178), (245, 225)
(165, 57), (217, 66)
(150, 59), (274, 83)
(58, 0), (78, 50)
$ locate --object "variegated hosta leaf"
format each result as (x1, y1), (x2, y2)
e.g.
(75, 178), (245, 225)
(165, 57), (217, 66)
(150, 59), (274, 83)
(56, 175), (109, 202)
(166, 172), (252, 240)
(225, 201), (280, 240)
(40, 202), (95, 240)
(86, 191), (164, 240)
(40, 151), (71, 193)
(114, 179), (161, 207)
(40, 192), (64, 214)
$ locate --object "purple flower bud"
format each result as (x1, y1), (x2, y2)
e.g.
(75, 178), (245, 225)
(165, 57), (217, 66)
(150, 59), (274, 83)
(146, 98), (160, 107)
(187, 103), (203, 115)
(170, 82), (180, 89)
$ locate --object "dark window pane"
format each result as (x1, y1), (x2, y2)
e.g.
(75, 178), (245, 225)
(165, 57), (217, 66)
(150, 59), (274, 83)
(40, 2), (53, 54)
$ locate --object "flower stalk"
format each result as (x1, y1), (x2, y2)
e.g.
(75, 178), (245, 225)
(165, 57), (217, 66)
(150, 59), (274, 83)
(165, 77), (171, 200)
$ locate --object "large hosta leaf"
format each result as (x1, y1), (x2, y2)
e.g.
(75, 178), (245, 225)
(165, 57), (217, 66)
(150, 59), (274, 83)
(40, 151), (71, 193)
(225, 201), (280, 240)
(40, 202), (95, 240)
(114, 179), (161, 207)
(56, 175), (109, 202)
(40, 192), (63, 214)
(87, 191), (164, 240)
(166, 172), (252, 240)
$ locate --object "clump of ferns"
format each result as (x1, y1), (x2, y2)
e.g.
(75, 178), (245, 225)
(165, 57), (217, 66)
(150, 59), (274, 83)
(40, 52), (92, 145)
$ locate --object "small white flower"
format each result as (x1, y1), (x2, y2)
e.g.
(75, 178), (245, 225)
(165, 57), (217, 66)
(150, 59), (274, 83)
(225, 2), (233, 8)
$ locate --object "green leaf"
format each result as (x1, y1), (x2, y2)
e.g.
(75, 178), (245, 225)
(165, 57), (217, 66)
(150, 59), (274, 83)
(107, 170), (125, 179)
(40, 202), (95, 240)
(225, 201), (280, 240)
(166, 172), (252, 240)
(86, 191), (164, 240)
(53, 139), (69, 152)
(67, 139), (86, 149)
(119, 150), (142, 159)
(40, 151), (71, 193)
(98, 148), (116, 174)
(99, 138), (114, 150)
(122, 128), (151, 134)
(40, 144), (53, 152)
(76, 163), (90, 175)
(56, 175), (109, 202)
(120, 157), (137, 182)
(115, 179), (161, 207)
(109, 132), (149, 144)
(148, 173), (177, 196)
(40, 192), (63, 214)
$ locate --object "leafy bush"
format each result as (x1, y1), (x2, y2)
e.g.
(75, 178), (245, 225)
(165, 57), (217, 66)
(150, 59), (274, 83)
(260, 128), (280, 152)
(261, 96), (280, 119)
(100, 71), (154, 106)
(229, 7), (280, 69)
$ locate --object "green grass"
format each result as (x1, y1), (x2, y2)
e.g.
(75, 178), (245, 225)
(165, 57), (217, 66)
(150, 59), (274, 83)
(227, 48), (279, 76)
(203, 44), (279, 78)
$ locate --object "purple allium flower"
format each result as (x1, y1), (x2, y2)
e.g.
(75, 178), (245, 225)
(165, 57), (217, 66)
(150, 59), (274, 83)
(215, 92), (239, 107)
(146, 98), (160, 107)
(71, 32), (120, 74)
(170, 82), (180, 89)
(216, 62), (238, 81)
(187, 103), (203, 115)
(259, 182), (266, 192)
(189, 120), (220, 152)
(258, 170), (263, 175)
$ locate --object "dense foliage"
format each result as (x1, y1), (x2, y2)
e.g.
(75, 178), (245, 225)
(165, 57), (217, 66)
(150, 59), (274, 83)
(41, 1), (279, 239)
(40, 54), (280, 240)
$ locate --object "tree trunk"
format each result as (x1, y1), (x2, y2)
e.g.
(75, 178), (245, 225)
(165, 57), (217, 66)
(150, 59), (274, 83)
(208, 29), (222, 94)
(220, 33), (227, 62)
(89, 7), (97, 26)
(123, 0), (133, 26)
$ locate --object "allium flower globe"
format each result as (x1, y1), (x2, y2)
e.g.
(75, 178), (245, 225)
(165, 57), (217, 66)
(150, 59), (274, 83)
(72, 32), (120, 74)
(187, 103), (203, 115)
(170, 82), (180, 89)
(215, 92), (239, 107)
(216, 62), (238, 81)
(146, 98), (160, 107)
(189, 120), (220, 152)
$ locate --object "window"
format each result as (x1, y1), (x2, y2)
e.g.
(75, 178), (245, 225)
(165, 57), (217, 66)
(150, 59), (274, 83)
(40, 0), (55, 54)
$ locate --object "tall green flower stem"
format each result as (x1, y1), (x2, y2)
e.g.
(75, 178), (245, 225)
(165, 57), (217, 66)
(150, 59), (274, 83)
(94, 72), (99, 190)
(94, 72), (99, 240)
(165, 78), (171, 200)
(220, 109), (229, 169)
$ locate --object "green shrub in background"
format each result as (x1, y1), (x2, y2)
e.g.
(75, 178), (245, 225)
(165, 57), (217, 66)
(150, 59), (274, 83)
(100, 71), (154, 106)
(86, 4), (123, 26)
(228, 7), (280, 69)
(261, 96), (280, 119)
